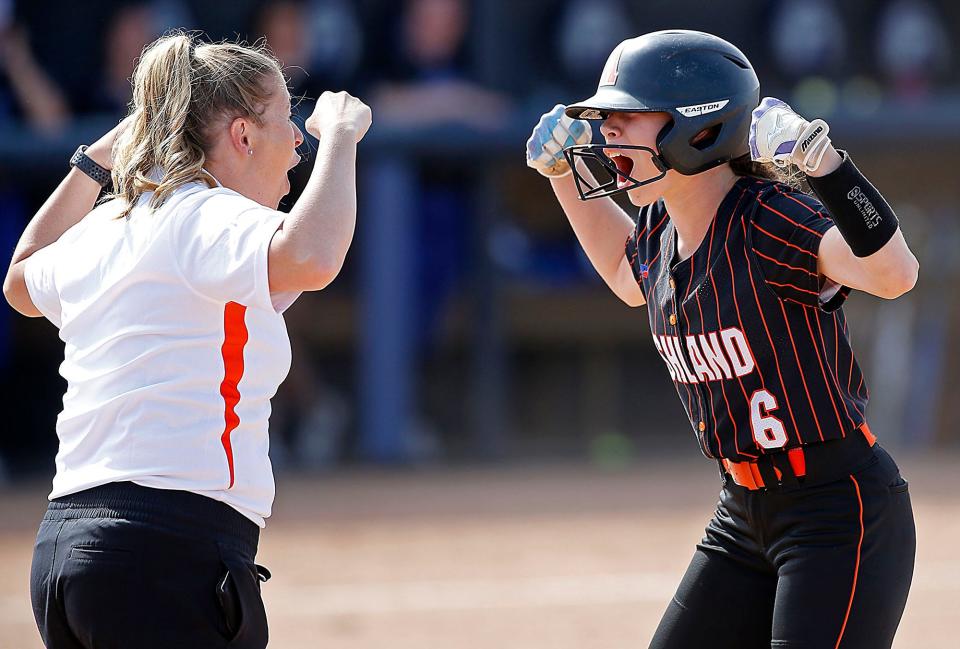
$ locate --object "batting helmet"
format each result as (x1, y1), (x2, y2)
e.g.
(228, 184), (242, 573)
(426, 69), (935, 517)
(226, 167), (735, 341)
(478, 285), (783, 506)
(562, 30), (760, 200)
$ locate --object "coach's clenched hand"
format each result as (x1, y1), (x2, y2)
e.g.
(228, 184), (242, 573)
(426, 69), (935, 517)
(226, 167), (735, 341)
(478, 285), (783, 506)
(305, 91), (372, 143)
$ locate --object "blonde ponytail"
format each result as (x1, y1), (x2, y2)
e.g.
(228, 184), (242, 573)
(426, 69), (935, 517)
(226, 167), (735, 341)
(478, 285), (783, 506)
(729, 153), (806, 192)
(110, 31), (282, 217)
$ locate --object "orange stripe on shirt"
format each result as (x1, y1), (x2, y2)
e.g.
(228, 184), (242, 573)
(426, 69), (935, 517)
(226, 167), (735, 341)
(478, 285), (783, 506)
(219, 301), (249, 490)
(724, 202), (765, 456)
(713, 187), (756, 459)
(767, 279), (820, 297)
(751, 247), (819, 278)
(757, 197), (826, 238)
(742, 219), (801, 445)
(753, 222), (819, 258)
(775, 185), (822, 215)
(803, 308), (848, 433)
(778, 300), (825, 442)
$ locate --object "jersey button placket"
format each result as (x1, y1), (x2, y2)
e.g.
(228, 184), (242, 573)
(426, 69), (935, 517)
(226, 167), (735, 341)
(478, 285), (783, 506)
(670, 271), (708, 456)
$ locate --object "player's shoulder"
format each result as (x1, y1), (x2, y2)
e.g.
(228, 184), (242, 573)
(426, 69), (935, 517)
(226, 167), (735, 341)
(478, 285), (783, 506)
(741, 176), (828, 224)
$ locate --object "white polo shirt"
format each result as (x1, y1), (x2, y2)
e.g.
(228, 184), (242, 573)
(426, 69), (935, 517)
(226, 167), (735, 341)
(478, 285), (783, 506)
(23, 179), (300, 527)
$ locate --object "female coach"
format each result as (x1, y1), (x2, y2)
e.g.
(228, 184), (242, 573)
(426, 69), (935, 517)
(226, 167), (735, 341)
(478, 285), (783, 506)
(3, 33), (370, 648)
(526, 30), (917, 648)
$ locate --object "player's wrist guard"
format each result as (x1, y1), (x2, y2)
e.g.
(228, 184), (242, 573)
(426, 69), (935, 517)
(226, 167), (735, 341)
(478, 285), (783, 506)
(806, 151), (900, 257)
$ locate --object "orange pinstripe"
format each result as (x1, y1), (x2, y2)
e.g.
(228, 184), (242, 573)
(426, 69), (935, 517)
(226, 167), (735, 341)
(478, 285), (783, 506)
(753, 222), (819, 258)
(757, 196), (826, 238)
(724, 199), (770, 456)
(751, 247), (819, 278)
(742, 219), (801, 446)
(835, 475), (865, 649)
(711, 187), (757, 459)
(777, 300), (826, 442)
(767, 280), (820, 297)
(803, 308), (849, 433)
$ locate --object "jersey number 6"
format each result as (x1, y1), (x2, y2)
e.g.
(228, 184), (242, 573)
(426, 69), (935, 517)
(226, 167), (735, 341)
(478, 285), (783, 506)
(749, 389), (788, 449)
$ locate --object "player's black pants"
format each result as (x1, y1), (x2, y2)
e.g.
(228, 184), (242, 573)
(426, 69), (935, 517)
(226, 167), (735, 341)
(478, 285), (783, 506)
(30, 482), (270, 649)
(650, 443), (915, 649)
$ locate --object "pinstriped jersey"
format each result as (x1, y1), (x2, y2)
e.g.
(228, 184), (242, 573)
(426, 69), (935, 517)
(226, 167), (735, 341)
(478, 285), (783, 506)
(625, 176), (867, 460)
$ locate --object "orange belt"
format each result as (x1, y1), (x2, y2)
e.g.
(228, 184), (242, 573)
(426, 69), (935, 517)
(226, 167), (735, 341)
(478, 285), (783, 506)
(721, 423), (876, 491)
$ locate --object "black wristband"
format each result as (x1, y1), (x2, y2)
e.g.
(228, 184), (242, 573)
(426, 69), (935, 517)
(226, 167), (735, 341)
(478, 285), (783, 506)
(69, 145), (112, 188)
(806, 151), (899, 257)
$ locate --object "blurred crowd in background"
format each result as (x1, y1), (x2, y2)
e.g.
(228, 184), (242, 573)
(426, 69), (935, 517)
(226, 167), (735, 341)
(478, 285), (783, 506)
(1, 0), (959, 480)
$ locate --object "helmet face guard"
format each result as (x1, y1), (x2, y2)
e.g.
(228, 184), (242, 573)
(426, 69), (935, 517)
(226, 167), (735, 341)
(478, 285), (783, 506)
(562, 144), (668, 201)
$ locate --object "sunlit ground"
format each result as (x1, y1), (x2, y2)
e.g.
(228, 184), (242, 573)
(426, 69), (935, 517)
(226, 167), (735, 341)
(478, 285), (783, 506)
(1, 453), (956, 648)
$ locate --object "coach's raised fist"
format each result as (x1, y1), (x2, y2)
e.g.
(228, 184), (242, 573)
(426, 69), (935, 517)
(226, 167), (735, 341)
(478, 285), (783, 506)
(306, 91), (372, 143)
(526, 104), (592, 178)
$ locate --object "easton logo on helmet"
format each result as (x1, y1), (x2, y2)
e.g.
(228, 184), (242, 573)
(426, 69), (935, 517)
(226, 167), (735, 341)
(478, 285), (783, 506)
(676, 100), (730, 117)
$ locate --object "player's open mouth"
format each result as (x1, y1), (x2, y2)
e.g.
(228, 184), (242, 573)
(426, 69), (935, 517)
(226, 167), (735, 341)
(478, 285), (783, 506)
(610, 154), (634, 188)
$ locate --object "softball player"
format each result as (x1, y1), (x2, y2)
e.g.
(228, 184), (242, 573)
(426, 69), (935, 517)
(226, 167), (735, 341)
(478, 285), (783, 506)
(3, 33), (370, 648)
(527, 30), (917, 648)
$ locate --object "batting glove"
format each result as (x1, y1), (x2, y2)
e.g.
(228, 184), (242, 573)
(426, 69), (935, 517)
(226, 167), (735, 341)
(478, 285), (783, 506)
(525, 104), (592, 178)
(749, 97), (831, 174)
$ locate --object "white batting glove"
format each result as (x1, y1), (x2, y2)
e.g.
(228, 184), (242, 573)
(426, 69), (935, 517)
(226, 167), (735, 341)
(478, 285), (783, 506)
(749, 97), (832, 174)
(525, 104), (592, 178)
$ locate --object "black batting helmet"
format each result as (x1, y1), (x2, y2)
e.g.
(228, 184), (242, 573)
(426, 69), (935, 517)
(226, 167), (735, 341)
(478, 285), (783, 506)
(562, 30), (760, 200)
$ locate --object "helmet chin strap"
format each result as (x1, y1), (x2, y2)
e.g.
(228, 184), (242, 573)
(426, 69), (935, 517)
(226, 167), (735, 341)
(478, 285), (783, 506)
(562, 144), (669, 201)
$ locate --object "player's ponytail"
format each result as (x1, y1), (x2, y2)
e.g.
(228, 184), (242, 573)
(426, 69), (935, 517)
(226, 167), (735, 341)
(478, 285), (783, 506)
(729, 153), (805, 191)
(110, 31), (283, 218)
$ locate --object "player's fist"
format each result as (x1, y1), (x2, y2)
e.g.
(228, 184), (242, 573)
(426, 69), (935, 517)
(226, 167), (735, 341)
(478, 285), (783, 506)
(526, 104), (592, 178)
(306, 91), (372, 143)
(749, 97), (831, 174)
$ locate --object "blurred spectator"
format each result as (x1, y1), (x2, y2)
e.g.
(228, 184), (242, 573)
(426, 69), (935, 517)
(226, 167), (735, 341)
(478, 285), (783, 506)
(367, 0), (514, 343)
(89, 2), (158, 115)
(0, 1), (70, 466)
(365, 0), (514, 341)
(0, 15), (71, 133)
(768, 0), (847, 80)
(369, 0), (510, 129)
(252, 0), (362, 99)
(876, 0), (951, 101)
(361, 0), (515, 458)
(555, 0), (635, 93)
(766, 0), (847, 115)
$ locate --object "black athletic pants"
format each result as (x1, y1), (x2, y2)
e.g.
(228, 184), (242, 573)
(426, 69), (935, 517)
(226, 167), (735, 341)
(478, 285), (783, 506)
(650, 443), (916, 648)
(30, 482), (270, 649)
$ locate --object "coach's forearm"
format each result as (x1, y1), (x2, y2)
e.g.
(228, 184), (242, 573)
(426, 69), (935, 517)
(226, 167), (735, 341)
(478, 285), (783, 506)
(550, 165), (635, 281)
(3, 168), (104, 317)
(273, 127), (359, 290)
(8, 168), (102, 267)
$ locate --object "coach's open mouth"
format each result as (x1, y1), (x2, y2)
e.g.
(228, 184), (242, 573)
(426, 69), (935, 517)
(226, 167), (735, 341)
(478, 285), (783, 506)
(610, 154), (634, 187)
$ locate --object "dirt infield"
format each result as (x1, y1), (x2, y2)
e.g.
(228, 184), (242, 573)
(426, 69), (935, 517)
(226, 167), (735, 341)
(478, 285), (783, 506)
(1, 453), (957, 648)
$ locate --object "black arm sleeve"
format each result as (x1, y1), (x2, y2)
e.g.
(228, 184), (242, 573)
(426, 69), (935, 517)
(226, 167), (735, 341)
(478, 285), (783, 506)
(805, 151), (899, 257)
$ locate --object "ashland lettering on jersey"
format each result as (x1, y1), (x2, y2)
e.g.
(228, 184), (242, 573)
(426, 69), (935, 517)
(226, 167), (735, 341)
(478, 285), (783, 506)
(652, 328), (755, 384)
(625, 176), (869, 460)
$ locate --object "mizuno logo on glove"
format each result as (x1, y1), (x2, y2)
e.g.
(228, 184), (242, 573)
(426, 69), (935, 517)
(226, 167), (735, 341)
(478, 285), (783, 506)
(800, 125), (824, 152)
